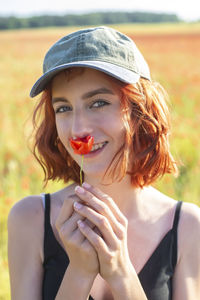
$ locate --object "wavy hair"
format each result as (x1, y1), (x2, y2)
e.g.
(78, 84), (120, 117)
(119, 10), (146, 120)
(31, 69), (178, 187)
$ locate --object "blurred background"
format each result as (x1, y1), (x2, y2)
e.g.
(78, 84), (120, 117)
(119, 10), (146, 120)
(0, 1), (200, 299)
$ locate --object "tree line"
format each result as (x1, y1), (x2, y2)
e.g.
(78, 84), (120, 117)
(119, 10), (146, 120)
(0, 12), (180, 30)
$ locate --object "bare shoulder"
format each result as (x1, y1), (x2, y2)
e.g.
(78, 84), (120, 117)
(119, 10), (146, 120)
(178, 202), (200, 249)
(149, 187), (200, 231)
(8, 195), (44, 259)
(7, 183), (78, 233)
(180, 201), (200, 223)
(8, 194), (44, 229)
(172, 202), (200, 298)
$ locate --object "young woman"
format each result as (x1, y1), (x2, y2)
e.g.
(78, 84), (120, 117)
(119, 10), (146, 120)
(8, 26), (200, 300)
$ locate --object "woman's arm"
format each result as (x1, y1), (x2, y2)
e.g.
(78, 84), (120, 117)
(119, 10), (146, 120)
(7, 196), (44, 300)
(8, 195), (97, 300)
(172, 202), (200, 300)
(55, 265), (95, 300)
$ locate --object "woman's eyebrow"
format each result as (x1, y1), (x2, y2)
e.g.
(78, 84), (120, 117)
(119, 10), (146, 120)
(52, 87), (114, 104)
(52, 97), (69, 104)
(82, 87), (114, 99)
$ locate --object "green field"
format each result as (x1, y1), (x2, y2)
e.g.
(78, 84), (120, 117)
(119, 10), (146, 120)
(0, 23), (200, 299)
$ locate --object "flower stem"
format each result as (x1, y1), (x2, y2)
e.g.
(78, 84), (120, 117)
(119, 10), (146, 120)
(80, 154), (84, 186)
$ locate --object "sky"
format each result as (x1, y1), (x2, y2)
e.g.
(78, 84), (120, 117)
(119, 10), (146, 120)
(1, 0), (200, 21)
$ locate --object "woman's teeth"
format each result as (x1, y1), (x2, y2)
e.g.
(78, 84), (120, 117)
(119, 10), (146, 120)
(91, 142), (107, 152)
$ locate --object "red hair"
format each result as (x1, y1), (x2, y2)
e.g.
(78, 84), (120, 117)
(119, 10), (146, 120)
(31, 71), (178, 187)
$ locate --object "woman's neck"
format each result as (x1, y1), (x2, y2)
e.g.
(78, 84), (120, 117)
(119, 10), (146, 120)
(84, 174), (143, 218)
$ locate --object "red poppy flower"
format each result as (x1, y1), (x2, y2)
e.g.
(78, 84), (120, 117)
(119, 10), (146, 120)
(70, 136), (94, 155)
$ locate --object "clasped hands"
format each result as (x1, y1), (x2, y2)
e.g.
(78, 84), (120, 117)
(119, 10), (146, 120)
(55, 182), (133, 286)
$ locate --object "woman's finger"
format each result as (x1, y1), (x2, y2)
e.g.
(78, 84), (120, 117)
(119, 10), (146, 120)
(68, 217), (101, 249)
(64, 210), (85, 233)
(77, 219), (107, 253)
(82, 183), (127, 227)
(55, 193), (92, 231)
(55, 194), (78, 230)
(74, 186), (126, 239)
(74, 201), (118, 248)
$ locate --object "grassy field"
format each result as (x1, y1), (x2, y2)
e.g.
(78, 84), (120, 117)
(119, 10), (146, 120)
(0, 22), (200, 299)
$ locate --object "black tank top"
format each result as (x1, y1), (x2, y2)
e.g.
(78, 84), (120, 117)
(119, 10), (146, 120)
(42, 193), (182, 300)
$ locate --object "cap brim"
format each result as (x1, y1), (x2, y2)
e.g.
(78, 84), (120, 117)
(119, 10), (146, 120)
(30, 61), (140, 98)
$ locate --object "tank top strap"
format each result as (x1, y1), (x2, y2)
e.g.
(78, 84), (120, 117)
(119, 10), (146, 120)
(44, 193), (51, 231)
(171, 201), (183, 269)
(43, 193), (52, 263)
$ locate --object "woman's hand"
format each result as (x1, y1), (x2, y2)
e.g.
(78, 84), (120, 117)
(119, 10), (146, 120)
(55, 194), (99, 279)
(73, 183), (134, 286)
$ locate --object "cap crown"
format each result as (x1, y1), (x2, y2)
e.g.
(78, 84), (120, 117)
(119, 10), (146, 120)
(30, 26), (150, 97)
(43, 26), (149, 79)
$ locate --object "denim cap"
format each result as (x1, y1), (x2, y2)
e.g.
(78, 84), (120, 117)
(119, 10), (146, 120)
(30, 26), (151, 98)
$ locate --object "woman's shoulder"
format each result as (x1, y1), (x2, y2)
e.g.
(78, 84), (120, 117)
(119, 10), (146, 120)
(174, 201), (200, 286)
(151, 187), (200, 253)
(8, 194), (44, 226)
(7, 183), (78, 228)
(8, 183), (77, 222)
(151, 190), (200, 293)
(8, 195), (44, 248)
(7, 194), (45, 263)
(178, 201), (200, 246)
(145, 186), (200, 216)
(180, 200), (200, 222)
(143, 187), (200, 235)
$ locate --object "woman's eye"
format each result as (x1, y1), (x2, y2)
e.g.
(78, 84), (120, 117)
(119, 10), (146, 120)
(55, 106), (72, 113)
(90, 100), (110, 108)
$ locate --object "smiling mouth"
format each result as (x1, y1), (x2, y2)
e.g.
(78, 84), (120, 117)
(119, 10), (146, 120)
(90, 141), (108, 152)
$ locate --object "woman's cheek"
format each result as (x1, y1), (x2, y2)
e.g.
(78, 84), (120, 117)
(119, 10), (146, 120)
(56, 118), (71, 150)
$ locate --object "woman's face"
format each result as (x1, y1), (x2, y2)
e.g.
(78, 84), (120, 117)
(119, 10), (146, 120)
(51, 68), (126, 179)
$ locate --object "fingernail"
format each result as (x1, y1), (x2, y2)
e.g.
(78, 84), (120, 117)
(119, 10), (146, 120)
(82, 182), (91, 189)
(74, 201), (83, 210)
(75, 186), (85, 194)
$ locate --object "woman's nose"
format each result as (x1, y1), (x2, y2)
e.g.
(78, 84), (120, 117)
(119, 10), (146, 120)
(71, 110), (93, 138)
